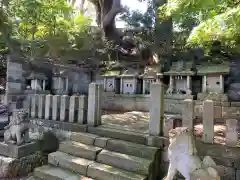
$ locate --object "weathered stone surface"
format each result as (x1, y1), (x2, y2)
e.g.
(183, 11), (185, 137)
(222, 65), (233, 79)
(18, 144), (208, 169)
(0, 142), (38, 158)
(106, 139), (159, 159)
(146, 135), (168, 148)
(48, 151), (93, 176)
(70, 132), (98, 145)
(202, 100), (214, 143)
(88, 126), (146, 145)
(59, 141), (102, 160)
(34, 165), (90, 180)
(182, 99), (194, 129)
(87, 162), (147, 180)
(97, 149), (152, 175)
(225, 119), (238, 147)
(94, 137), (110, 148)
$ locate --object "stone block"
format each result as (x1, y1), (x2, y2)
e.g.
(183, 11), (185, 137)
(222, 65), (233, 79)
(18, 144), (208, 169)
(69, 96), (78, 123)
(149, 83), (164, 136)
(45, 94), (52, 120)
(226, 119), (238, 147)
(70, 132), (98, 145)
(78, 95), (87, 124)
(202, 100), (214, 143)
(52, 95), (60, 121)
(182, 99), (194, 129)
(37, 95), (45, 119)
(163, 117), (174, 137)
(0, 142), (38, 158)
(60, 95), (69, 122)
(94, 137), (110, 148)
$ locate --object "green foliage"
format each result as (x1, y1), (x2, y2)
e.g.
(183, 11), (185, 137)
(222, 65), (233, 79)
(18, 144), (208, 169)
(159, 0), (240, 52)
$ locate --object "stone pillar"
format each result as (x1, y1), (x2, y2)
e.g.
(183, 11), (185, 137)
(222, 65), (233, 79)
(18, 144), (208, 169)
(103, 77), (107, 91)
(142, 80), (146, 94)
(38, 94), (45, 119)
(78, 95), (88, 124)
(226, 119), (238, 147)
(202, 100), (214, 143)
(43, 80), (46, 90)
(23, 96), (31, 116)
(163, 117), (174, 137)
(87, 83), (103, 126)
(30, 94), (38, 118)
(52, 95), (60, 121)
(69, 95), (77, 123)
(219, 75), (224, 93)
(60, 95), (69, 122)
(45, 94), (52, 120)
(149, 83), (164, 136)
(120, 78), (123, 93)
(169, 76), (173, 89)
(182, 99), (194, 129)
(187, 76), (191, 90)
(202, 75), (207, 92)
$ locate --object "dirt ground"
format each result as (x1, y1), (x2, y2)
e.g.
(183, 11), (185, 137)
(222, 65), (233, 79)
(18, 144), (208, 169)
(102, 110), (239, 145)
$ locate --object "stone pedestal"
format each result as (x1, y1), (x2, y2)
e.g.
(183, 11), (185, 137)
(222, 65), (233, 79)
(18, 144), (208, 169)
(0, 142), (38, 158)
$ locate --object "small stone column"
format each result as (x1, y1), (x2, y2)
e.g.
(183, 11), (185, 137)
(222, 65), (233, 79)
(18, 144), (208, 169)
(149, 83), (164, 136)
(52, 95), (60, 121)
(87, 83), (103, 126)
(202, 75), (207, 92)
(142, 80), (146, 94)
(69, 95), (77, 123)
(38, 94), (45, 119)
(187, 75), (191, 91)
(42, 80), (46, 90)
(120, 78), (123, 94)
(202, 100), (214, 143)
(23, 96), (31, 116)
(78, 95), (88, 124)
(60, 95), (69, 122)
(182, 99), (194, 130)
(219, 75), (224, 93)
(226, 119), (238, 147)
(45, 94), (52, 120)
(103, 77), (107, 91)
(169, 76), (173, 89)
(30, 94), (38, 118)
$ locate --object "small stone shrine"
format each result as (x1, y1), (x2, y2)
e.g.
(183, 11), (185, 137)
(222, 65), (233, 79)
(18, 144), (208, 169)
(0, 109), (40, 178)
(52, 70), (69, 95)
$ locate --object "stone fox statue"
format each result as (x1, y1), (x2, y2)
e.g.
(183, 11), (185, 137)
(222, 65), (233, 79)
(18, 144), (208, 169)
(4, 109), (30, 145)
(164, 127), (221, 180)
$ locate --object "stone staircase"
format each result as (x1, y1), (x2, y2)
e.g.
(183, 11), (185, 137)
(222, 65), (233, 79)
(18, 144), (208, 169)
(28, 127), (162, 180)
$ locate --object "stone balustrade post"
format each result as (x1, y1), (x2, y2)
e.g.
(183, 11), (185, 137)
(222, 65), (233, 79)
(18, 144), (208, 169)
(226, 119), (238, 147)
(23, 95), (31, 116)
(202, 100), (214, 143)
(69, 95), (78, 123)
(182, 99), (194, 130)
(149, 82), (164, 136)
(45, 94), (52, 120)
(38, 94), (45, 119)
(78, 95), (88, 124)
(60, 95), (69, 122)
(30, 94), (38, 118)
(87, 83), (103, 126)
(52, 95), (60, 121)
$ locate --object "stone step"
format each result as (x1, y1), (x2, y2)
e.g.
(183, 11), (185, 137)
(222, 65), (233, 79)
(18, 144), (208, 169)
(26, 176), (41, 180)
(34, 165), (94, 180)
(106, 139), (159, 159)
(59, 140), (102, 160)
(97, 149), (152, 176)
(48, 151), (94, 176)
(88, 126), (146, 144)
(70, 132), (98, 145)
(87, 162), (147, 180)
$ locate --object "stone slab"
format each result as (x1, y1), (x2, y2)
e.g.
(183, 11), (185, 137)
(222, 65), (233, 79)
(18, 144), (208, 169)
(59, 141), (102, 160)
(48, 151), (94, 176)
(34, 165), (91, 180)
(87, 162), (147, 180)
(30, 118), (87, 132)
(88, 126), (146, 145)
(106, 139), (159, 159)
(97, 149), (152, 175)
(0, 141), (38, 158)
(70, 132), (98, 145)
(94, 137), (110, 148)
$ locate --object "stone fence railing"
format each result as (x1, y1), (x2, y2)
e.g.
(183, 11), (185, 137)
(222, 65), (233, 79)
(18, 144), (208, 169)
(25, 83), (103, 126)
(149, 83), (239, 147)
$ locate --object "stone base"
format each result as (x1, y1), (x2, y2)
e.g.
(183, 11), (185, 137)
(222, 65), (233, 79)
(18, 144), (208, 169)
(0, 151), (46, 178)
(0, 142), (38, 158)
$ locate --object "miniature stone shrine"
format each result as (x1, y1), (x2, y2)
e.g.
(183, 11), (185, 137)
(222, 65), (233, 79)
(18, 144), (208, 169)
(102, 71), (121, 93)
(52, 70), (69, 95)
(25, 72), (49, 94)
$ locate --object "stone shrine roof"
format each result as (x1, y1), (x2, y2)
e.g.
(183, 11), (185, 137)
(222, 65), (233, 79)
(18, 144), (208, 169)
(26, 72), (48, 80)
(163, 61), (195, 76)
(102, 70), (121, 77)
(196, 62), (229, 75)
(120, 68), (142, 77)
(141, 64), (161, 79)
